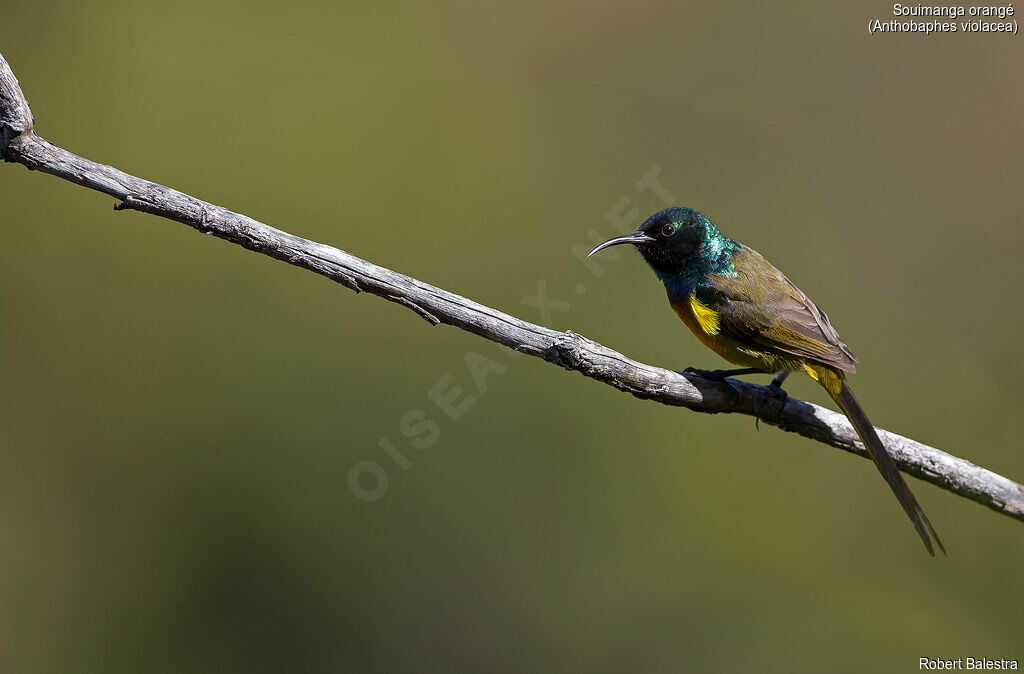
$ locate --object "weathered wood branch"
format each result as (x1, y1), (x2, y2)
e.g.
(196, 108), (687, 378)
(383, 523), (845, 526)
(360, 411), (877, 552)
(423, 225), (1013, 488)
(2, 52), (1021, 525)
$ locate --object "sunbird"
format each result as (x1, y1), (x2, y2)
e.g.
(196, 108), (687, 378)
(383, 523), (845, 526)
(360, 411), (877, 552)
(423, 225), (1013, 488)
(588, 207), (943, 555)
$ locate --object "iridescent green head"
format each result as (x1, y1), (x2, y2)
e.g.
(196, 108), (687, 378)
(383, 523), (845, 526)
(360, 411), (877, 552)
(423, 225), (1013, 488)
(588, 207), (736, 280)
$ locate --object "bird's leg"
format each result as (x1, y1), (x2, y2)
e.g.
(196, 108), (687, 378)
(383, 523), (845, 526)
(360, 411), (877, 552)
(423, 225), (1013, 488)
(765, 371), (790, 404)
(769, 370), (790, 391)
(681, 367), (766, 380)
(755, 370), (791, 430)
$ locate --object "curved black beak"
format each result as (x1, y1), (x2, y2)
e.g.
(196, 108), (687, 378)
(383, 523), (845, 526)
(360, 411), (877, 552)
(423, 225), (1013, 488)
(586, 232), (656, 259)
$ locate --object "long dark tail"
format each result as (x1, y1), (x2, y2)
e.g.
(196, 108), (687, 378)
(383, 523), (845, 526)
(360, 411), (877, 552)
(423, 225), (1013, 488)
(820, 372), (944, 556)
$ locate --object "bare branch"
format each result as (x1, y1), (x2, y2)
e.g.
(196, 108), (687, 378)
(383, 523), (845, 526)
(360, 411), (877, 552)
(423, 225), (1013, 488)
(2, 51), (1021, 524)
(0, 54), (33, 147)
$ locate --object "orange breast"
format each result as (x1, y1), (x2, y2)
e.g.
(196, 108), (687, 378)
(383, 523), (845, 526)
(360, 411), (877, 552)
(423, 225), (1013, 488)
(671, 297), (739, 364)
(669, 294), (788, 371)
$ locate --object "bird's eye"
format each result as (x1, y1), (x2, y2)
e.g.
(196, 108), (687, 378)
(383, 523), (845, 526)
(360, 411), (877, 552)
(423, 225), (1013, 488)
(661, 223), (675, 237)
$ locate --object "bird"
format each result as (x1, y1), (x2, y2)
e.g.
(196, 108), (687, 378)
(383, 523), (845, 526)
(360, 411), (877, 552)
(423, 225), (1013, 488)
(588, 206), (943, 556)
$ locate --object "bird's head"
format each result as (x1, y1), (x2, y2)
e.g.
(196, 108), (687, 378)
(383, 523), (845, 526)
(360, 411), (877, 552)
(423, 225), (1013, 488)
(587, 207), (722, 278)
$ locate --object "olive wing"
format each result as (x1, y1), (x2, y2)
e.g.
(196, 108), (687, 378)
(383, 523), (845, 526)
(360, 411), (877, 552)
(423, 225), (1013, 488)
(704, 246), (858, 373)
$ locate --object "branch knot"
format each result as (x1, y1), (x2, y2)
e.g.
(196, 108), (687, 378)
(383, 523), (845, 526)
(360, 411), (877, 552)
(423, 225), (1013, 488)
(546, 330), (590, 370)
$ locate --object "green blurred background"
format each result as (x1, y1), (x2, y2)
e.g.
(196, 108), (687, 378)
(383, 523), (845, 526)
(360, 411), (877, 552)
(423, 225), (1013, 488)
(2, 2), (1022, 671)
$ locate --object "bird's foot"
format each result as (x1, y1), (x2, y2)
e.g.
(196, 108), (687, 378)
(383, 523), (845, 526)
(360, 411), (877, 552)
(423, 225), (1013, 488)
(755, 372), (790, 430)
(764, 382), (788, 405)
(682, 367), (763, 381)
